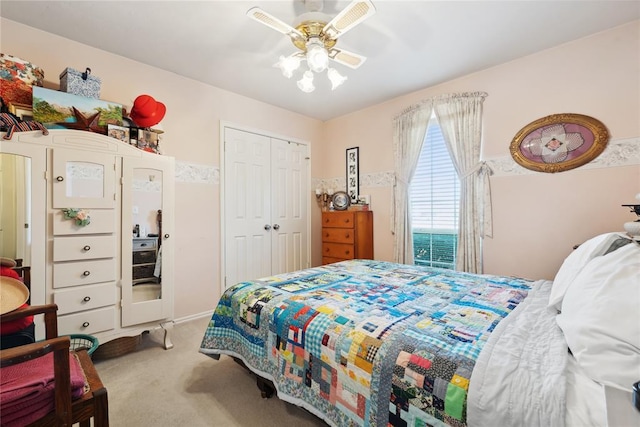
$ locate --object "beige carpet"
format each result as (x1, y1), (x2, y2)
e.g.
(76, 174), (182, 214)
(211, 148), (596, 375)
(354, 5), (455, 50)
(94, 316), (327, 426)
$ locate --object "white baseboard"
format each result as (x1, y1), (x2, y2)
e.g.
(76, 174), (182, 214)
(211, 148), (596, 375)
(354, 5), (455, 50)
(174, 310), (214, 325)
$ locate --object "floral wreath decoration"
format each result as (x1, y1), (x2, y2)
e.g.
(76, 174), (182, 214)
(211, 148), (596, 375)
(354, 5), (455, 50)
(62, 208), (91, 227)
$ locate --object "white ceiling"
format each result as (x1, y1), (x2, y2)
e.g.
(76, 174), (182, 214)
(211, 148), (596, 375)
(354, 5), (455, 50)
(1, 1), (638, 121)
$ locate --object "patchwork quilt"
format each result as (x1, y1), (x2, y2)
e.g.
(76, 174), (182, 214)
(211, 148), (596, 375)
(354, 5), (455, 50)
(200, 260), (532, 427)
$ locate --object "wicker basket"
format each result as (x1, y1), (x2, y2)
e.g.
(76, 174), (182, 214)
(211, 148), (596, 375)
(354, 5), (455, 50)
(92, 335), (141, 360)
(67, 334), (99, 356)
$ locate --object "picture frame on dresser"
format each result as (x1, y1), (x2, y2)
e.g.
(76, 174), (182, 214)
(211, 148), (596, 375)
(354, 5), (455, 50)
(8, 102), (34, 121)
(346, 146), (359, 203)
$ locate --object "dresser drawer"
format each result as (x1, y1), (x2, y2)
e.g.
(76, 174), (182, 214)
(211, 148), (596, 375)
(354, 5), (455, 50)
(322, 256), (347, 265)
(54, 283), (116, 315)
(53, 235), (116, 262)
(53, 209), (115, 235)
(133, 264), (156, 280)
(133, 249), (156, 264)
(133, 238), (157, 251)
(58, 306), (115, 335)
(322, 211), (355, 228)
(322, 228), (355, 244)
(53, 258), (116, 289)
(323, 242), (355, 259)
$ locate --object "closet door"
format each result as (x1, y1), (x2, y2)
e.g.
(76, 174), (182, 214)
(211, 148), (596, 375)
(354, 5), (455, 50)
(223, 127), (309, 289)
(224, 128), (272, 287)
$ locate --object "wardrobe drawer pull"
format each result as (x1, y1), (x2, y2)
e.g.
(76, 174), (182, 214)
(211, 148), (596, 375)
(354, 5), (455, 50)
(83, 245), (91, 251)
(82, 321), (90, 328)
(83, 271), (91, 276)
(83, 296), (91, 302)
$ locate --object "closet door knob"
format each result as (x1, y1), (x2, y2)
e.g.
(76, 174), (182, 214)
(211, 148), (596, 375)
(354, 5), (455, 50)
(83, 296), (91, 302)
(264, 224), (271, 231)
(273, 224), (280, 230)
(83, 271), (91, 276)
(83, 245), (91, 251)
(56, 176), (64, 182)
(82, 322), (90, 328)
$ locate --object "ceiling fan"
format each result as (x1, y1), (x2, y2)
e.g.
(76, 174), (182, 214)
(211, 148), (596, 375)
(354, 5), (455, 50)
(247, 0), (376, 92)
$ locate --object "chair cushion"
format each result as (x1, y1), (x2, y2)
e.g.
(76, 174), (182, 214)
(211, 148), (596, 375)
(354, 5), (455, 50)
(0, 351), (86, 426)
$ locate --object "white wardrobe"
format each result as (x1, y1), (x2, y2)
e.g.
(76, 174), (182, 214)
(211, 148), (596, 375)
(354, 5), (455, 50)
(0, 130), (175, 348)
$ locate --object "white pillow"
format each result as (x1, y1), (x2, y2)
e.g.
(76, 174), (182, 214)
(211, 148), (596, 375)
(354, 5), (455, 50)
(548, 232), (630, 310)
(556, 242), (640, 392)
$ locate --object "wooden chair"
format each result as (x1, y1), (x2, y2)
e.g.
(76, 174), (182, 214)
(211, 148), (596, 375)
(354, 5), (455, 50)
(0, 304), (109, 426)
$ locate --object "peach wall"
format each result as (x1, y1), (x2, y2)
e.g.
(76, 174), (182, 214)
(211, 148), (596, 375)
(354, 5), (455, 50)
(1, 18), (324, 319)
(321, 21), (640, 280)
(2, 18), (638, 324)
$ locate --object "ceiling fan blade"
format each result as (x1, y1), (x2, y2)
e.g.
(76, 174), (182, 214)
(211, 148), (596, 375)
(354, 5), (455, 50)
(247, 7), (305, 43)
(323, 0), (376, 40)
(328, 47), (366, 69)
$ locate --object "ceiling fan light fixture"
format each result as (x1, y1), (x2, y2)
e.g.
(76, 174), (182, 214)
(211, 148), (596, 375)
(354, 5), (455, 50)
(305, 38), (329, 73)
(275, 54), (301, 78)
(297, 71), (315, 93)
(327, 68), (347, 90)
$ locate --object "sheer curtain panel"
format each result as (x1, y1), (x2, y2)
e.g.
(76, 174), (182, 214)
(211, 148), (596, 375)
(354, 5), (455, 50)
(392, 102), (433, 264)
(433, 92), (491, 273)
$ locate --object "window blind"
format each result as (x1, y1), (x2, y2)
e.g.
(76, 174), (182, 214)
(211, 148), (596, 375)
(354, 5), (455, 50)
(409, 120), (460, 269)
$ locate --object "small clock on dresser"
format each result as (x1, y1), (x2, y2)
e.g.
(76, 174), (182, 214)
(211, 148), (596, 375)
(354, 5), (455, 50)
(331, 191), (351, 211)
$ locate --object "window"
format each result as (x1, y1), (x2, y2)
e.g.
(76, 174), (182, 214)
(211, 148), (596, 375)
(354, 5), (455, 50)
(409, 120), (460, 269)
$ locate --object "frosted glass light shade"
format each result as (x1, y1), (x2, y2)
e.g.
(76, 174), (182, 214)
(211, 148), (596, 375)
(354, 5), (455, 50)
(306, 39), (329, 73)
(327, 68), (347, 90)
(275, 55), (301, 78)
(297, 71), (315, 93)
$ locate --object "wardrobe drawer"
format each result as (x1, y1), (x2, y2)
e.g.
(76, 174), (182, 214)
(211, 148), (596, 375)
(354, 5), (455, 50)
(322, 211), (355, 228)
(53, 209), (115, 235)
(53, 235), (116, 262)
(322, 242), (355, 259)
(54, 283), (116, 315)
(58, 306), (115, 336)
(53, 258), (116, 288)
(322, 228), (355, 244)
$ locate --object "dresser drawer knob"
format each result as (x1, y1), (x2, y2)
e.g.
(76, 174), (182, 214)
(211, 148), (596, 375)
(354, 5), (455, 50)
(82, 322), (90, 328)
(345, 250), (350, 255)
(344, 219), (350, 223)
(83, 296), (91, 302)
(345, 233), (350, 238)
(83, 270), (91, 276)
(83, 245), (91, 251)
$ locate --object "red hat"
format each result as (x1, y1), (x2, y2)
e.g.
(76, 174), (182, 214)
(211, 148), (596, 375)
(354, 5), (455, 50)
(130, 94), (166, 128)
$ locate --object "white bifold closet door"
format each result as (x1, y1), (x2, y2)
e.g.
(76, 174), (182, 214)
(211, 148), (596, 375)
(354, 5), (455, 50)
(223, 127), (309, 289)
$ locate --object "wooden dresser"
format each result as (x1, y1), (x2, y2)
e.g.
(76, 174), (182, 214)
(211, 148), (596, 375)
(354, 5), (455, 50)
(321, 211), (373, 265)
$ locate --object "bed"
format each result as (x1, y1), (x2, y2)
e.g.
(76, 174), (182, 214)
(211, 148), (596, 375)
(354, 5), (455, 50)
(199, 232), (640, 427)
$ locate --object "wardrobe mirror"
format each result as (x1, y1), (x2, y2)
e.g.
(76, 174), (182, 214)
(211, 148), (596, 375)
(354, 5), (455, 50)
(131, 167), (163, 303)
(0, 153), (32, 266)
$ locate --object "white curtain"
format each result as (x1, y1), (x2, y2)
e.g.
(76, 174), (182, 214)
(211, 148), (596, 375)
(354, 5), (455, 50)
(391, 102), (433, 264)
(433, 92), (491, 273)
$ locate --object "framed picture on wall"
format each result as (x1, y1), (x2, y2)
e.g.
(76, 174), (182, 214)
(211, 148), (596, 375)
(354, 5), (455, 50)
(509, 113), (609, 173)
(346, 146), (359, 203)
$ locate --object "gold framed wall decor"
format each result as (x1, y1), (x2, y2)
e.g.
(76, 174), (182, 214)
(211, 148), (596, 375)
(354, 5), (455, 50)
(509, 113), (609, 173)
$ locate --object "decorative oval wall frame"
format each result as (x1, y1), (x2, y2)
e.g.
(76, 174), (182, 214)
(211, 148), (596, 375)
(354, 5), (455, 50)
(509, 113), (609, 173)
